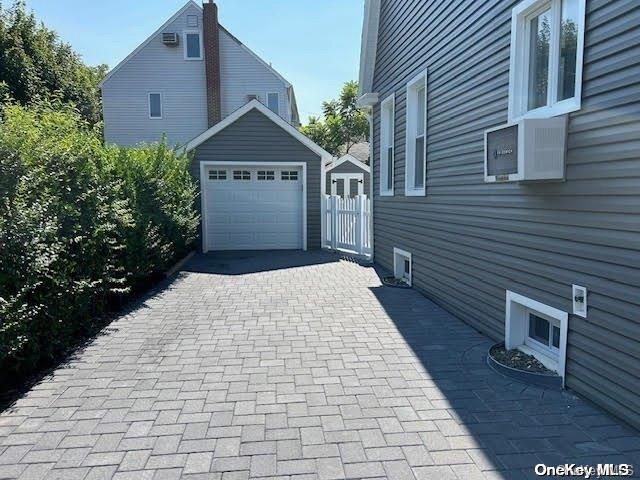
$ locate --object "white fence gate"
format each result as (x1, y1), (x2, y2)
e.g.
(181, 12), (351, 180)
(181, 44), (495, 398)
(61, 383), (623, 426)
(323, 195), (372, 257)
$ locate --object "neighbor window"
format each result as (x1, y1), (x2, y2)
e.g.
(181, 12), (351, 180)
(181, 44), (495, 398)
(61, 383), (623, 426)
(186, 15), (198, 27)
(257, 170), (275, 180)
(380, 94), (395, 196)
(405, 70), (427, 195)
(509, 0), (585, 121)
(281, 171), (298, 181)
(233, 170), (251, 180)
(208, 170), (226, 180)
(149, 93), (162, 119)
(267, 92), (280, 115)
(184, 31), (202, 60)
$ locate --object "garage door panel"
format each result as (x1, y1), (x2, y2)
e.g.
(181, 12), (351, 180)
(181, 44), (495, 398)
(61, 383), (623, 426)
(204, 165), (303, 251)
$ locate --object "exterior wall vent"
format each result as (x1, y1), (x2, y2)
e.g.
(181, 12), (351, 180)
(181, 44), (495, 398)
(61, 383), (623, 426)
(162, 32), (179, 46)
(572, 285), (587, 318)
(484, 116), (567, 183)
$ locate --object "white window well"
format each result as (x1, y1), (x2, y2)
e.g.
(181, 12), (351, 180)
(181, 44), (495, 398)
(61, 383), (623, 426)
(233, 170), (251, 180)
(184, 31), (203, 60)
(393, 248), (412, 286)
(508, 0), (585, 121)
(505, 290), (568, 384)
(380, 94), (395, 196)
(208, 169), (226, 180)
(267, 92), (280, 115)
(148, 93), (162, 119)
(405, 70), (427, 196)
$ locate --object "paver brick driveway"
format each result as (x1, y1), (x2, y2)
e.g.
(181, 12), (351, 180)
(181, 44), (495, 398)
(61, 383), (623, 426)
(1, 251), (638, 480)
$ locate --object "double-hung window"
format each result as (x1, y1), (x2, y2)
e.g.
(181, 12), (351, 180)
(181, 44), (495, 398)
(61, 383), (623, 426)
(267, 92), (280, 115)
(379, 94), (395, 196)
(508, 0), (585, 121)
(149, 93), (162, 119)
(405, 70), (427, 195)
(184, 31), (203, 60)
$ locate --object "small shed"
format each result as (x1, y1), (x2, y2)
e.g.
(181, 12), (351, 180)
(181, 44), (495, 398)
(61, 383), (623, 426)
(324, 147), (371, 198)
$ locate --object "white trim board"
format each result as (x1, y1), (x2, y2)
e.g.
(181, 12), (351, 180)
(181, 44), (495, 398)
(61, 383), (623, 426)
(184, 100), (333, 162)
(358, 0), (381, 97)
(199, 161), (307, 252)
(326, 154), (370, 173)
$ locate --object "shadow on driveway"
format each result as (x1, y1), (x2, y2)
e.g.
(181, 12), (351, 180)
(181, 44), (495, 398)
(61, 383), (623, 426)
(182, 249), (358, 275)
(369, 282), (640, 477)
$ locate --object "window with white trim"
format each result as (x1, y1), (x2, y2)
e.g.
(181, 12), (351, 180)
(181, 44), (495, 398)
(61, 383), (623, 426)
(184, 31), (202, 60)
(208, 170), (227, 180)
(267, 93), (279, 115)
(380, 94), (394, 196)
(281, 170), (298, 181)
(509, 0), (585, 121)
(149, 93), (162, 119)
(233, 170), (251, 180)
(525, 311), (561, 357)
(405, 71), (427, 195)
(257, 170), (275, 180)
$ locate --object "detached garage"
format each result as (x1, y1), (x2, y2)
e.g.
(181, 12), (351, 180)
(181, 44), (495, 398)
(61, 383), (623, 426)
(186, 100), (332, 252)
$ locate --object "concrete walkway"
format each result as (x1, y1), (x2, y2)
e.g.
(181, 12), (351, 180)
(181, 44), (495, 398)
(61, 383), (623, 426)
(0, 251), (638, 480)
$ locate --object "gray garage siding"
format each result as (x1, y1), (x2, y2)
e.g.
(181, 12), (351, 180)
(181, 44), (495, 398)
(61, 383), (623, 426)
(325, 161), (371, 196)
(190, 108), (322, 249)
(370, 0), (640, 428)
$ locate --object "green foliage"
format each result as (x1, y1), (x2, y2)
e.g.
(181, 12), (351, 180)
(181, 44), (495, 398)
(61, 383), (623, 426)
(0, 1), (107, 125)
(0, 102), (198, 376)
(300, 81), (369, 156)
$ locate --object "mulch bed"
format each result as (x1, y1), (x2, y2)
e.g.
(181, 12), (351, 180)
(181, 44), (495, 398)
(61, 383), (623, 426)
(381, 276), (411, 288)
(489, 344), (554, 375)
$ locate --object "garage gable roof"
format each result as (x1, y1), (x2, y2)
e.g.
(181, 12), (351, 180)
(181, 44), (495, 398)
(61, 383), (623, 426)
(185, 100), (333, 161)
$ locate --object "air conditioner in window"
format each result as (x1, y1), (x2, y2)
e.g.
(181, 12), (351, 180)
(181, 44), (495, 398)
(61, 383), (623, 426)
(484, 116), (567, 183)
(162, 32), (179, 46)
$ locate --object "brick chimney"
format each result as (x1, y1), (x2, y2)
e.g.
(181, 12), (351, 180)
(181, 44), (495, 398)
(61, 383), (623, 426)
(203, 0), (221, 127)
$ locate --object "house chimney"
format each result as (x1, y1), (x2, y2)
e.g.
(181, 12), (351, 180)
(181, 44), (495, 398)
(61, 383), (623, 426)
(203, 0), (221, 126)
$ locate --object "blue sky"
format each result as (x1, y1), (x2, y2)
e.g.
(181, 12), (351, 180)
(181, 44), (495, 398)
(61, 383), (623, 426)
(23, 0), (364, 121)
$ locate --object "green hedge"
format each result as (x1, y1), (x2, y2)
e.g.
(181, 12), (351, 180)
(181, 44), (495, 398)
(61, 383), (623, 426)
(0, 102), (199, 377)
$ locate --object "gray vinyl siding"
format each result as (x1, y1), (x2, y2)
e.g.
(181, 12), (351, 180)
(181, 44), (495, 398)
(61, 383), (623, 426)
(370, 0), (640, 429)
(191, 108), (322, 249)
(325, 162), (371, 196)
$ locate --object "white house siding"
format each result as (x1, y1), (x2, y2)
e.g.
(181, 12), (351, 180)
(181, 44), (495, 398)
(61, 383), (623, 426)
(102, 3), (207, 147)
(219, 28), (291, 123)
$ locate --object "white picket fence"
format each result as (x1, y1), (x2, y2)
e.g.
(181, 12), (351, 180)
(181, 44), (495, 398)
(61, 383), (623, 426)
(323, 195), (372, 257)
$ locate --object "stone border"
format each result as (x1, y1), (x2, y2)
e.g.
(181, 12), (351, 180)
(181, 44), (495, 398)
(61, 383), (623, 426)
(487, 342), (562, 390)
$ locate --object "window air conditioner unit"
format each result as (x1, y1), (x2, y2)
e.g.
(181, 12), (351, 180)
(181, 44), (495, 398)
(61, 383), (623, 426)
(162, 32), (179, 46)
(484, 116), (567, 183)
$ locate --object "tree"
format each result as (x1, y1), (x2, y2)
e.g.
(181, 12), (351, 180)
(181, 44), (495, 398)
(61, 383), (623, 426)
(0, 1), (107, 125)
(300, 81), (369, 157)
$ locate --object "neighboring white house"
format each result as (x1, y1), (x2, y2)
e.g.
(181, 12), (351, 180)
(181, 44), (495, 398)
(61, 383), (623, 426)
(100, 0), (299, 147)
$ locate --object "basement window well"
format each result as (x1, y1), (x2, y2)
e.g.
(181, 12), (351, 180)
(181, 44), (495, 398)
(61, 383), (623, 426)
(505, 290), (568, 384)
(393, 248), (412, 286)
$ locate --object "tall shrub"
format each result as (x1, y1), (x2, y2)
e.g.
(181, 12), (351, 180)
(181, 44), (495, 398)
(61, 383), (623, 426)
(0, 102), (198, 376)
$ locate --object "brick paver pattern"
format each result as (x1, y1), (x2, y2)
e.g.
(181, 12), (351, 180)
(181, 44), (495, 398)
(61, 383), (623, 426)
(0, 251), (638, 480)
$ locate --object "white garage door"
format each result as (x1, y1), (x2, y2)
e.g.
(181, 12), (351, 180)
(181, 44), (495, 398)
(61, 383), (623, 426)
(203, 166), (304, 251)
